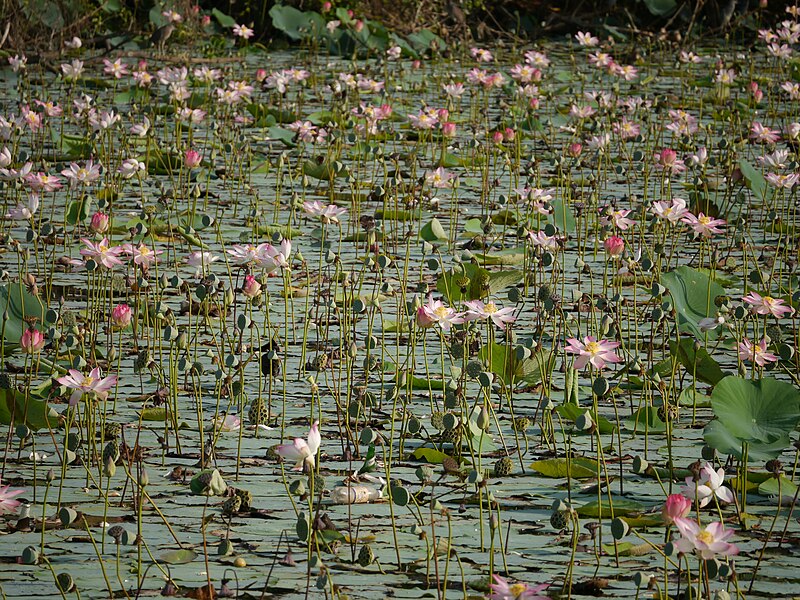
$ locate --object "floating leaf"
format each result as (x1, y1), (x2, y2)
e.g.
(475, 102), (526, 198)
(530, 457), (598, 479)
(577, 498), (644, 518)
(410, 447), (451, 464)
(557, 403), (616, 434)
(0, 283), (51, 354)
(160, 549), (197, 565)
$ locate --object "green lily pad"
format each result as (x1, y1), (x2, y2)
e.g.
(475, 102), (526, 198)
(661, 266), (726, 340)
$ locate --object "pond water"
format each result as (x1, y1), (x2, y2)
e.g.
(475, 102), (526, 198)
(0, 17), (799, 599)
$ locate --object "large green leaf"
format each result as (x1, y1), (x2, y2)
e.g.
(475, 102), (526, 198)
(477, 343), (553, 388)
(0, 283), (50, 354)
(704, 376), (800, 461)
(0, 389), (58, 431)
(661, 266), (725, 340)
(669, 338), (726, 385)
(739, 158), (769, 203)
(269, 4), (325, 41)
(548, 198), (576, 233)
(642, 0), (677, 16)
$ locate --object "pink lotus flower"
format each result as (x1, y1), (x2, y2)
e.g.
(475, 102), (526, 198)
(0, 479), (24, 514)
(654, 148), (686, 174)
(417, 296), (464, 332)
(90, 211), (110, 234)
(184, 250), (220, 277)
(672, 517), (739, 560)
(565, 336), (622, 370)
(232, 23), (254, 39)
(662, 494), (692, 525)
(425, 167), (457, 188)
(463, 300), (516, 329)
(681, 212), (726, 238)
(80, 238), (125, 269)
(742, 291), (794, 318)
(275, 421), (321, 470)
(601, 209), (635, 230)
(122, 243), (161, 268)
(5, 193), (38, 220)
(651, 197), (689, 224)
(241, 275), (262, 299)
(184, 149), (202, 168)
(738, 338), (779, 366)
(604, 236), (625, 257)
(61, 159), (102, 187)
(111, 304), (132, 328)
(20, 327), (45, 353)
(57, 367), (118, 405)
(302, 200), (347, 225)
(682, 463), (734, 508)
(575, 31), (599, 46)
(489, 574), (549, 600)
(750, 121), (780, 144)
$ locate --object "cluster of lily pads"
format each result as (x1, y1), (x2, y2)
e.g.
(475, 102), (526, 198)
(1, 1), (800, 598)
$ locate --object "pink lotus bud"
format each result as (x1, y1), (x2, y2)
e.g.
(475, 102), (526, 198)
(138, 60), (148, 70)
(441, 121), (456, 137)
(656, 148), (677, 168)
(20, 327), (45, 353)
(567, 142), (583, 158)
(346, 9), (354, 17)
(492, 131), (505, 145)
(412, 60), (421, 69)
(241, 274), (262, 298)
(322, 1), (332, 12)
(112, 303), (132, 328)
(604, 236), (625, 257)
(201, 15), (211, 26)
(437, 108), (450, 122)
(753, 89), (763, 103)
(90, 211), (110, 234)
(256, 68), (267, 82)
(190, 4), (200, 14)
(416, 306), (435, 329)
(529, 97), (540, 109)
(354, 20), (364, 32)
(662, 494), (692, 524)
(504, 127), (515, 141)
(184, 149), (201, 168)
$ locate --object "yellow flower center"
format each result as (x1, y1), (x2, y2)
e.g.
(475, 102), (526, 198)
(698, 216), (711, 225)
(77, 168), (88, 179)
(140, 246), (150, 255)
(509, 583), (528, 598)
(99, 245), (109, 253)
(696, 530), (714, 545)
(83, 376), (94, 387)
(763, 296), (774, 304)
(484, 302), (498, 314)
(585, 341), (600, 354)
(434, 306), (449, 318)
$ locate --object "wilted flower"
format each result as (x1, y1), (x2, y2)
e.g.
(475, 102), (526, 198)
(275, 421), (321, 470)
